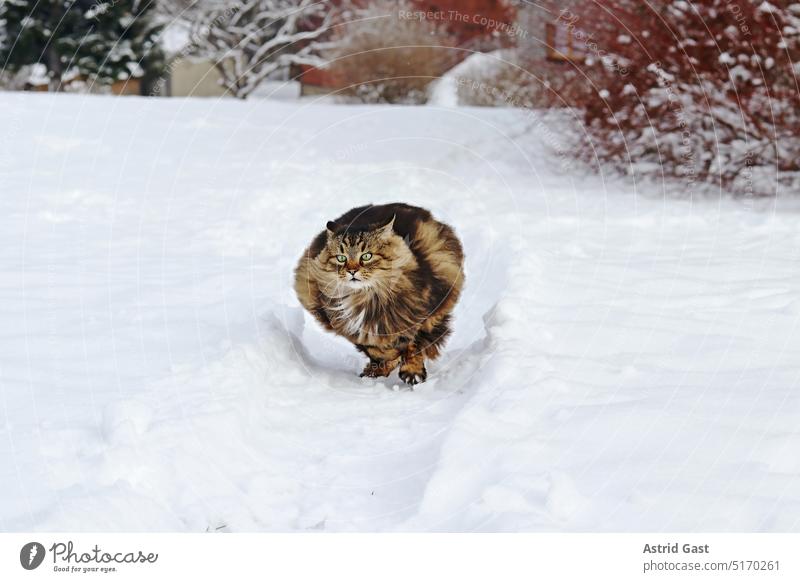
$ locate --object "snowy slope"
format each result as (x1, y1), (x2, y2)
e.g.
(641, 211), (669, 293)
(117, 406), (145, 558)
(1, 93), (799, 532)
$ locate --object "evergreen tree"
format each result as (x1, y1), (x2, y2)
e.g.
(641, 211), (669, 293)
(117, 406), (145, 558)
(0, 0), (86, 83)
(0, 0), (163, 89)
(79, 0), (164, 85)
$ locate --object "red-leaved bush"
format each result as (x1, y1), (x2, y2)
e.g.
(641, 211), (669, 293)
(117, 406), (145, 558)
(568, 0), (800, 196)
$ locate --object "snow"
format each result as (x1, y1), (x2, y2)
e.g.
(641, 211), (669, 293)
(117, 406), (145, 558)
(2, 93), (800, 532)
(428, 49), (512, 107)
(427, 76), (459, 108)
(26, 63), (48, 85)
(159, 23), (191, 57)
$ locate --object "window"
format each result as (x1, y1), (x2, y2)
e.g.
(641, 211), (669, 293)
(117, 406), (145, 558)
(545, 22), (585, 62)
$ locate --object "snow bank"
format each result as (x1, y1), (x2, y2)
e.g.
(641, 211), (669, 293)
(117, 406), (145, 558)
(1, 93), (799, 532)
(428, 50), (513, 107)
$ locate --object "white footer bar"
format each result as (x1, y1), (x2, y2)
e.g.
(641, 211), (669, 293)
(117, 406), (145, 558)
(1, 533), (797, 581)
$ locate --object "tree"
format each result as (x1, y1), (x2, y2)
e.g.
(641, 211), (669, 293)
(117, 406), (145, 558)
(80, 0), (165, 86)
(568, 0), (800, 196)
(0, 0), (89, 85)
(0, 0), (163, 90)
(190, 0), (336, 99)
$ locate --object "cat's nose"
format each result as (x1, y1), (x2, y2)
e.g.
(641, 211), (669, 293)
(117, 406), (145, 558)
(347, 269), (358, 276)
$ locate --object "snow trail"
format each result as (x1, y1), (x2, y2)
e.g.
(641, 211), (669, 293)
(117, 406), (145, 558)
(2, 94), (799, 531)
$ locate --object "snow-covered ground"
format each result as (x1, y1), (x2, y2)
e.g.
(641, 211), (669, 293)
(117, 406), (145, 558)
(2, 93), (799, 532)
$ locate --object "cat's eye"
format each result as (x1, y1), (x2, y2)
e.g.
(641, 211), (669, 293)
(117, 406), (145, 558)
(361, 252), (373, 262)
(336, 255), (347, 263)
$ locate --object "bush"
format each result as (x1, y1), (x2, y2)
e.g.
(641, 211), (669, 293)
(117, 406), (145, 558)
(325, 1), (458, 104)
(443, 49), (584, 109)
(568, 0), (800, 196)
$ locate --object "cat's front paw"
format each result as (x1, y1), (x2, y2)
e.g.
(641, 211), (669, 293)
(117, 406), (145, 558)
(399, 364), (427, 386)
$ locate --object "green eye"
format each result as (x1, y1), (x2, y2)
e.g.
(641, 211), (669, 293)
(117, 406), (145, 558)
(361, 252), (373, 262)
(336, 255), (347, 263)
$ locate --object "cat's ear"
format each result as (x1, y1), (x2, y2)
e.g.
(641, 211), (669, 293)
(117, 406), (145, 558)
(326, 221), (340, 237)
(375, 215), (396, 238)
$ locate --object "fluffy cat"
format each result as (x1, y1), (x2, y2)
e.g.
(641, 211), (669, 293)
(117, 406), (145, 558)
(294, 203), (464, 385)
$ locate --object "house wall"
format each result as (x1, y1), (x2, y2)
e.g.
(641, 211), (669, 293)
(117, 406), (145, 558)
(168, 58), (228, 97)
(515, 1), (583, 60)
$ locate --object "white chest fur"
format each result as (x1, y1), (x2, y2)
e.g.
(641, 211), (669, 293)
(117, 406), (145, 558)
(328, 295), (372, 341)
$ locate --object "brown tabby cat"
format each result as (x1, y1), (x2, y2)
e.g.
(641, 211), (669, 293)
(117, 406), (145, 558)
(294, 203), (464, 386)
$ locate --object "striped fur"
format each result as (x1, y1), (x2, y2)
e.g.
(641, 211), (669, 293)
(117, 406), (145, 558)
(294, 203), (464, 386)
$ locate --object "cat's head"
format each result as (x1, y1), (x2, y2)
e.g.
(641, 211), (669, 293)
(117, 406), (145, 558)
(319, 215), (414, 292)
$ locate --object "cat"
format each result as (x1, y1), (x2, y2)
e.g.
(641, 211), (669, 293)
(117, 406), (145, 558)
(294, 203), (464, 386)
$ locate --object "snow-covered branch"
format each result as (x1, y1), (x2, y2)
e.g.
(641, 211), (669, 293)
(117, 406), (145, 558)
(188, 0), (338, 98)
